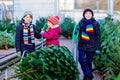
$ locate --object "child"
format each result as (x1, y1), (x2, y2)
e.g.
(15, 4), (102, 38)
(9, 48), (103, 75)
(78, 8), (101, 80)
(15, 11), (41, 56)
(41, 16), (62, 47)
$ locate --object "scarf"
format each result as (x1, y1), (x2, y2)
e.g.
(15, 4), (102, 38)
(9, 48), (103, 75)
(81, 18), (94, 41)
(23, 24), (35, 44)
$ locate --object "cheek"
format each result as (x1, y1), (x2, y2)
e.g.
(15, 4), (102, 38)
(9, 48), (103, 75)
(29, 18), (32, 22)
(89, 14), (92, 18)
(85, 14), (92, 19)
(48, 22), (53, 26)
(24, 18), (31, 22)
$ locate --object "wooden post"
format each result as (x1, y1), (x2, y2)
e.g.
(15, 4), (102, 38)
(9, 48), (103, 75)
(108, 0), (114, 17)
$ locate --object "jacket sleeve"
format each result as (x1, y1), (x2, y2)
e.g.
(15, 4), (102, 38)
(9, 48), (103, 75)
(42, 30), (55, 39)
(15, 26), (22, 52)
(94, 21), (101, 50)
(33, 25), (41, 39)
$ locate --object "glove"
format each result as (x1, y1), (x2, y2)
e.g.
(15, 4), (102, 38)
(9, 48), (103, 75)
(16, 51), (21, 56)
(95, 50), (100, 54)
(40, 30), (45, 35)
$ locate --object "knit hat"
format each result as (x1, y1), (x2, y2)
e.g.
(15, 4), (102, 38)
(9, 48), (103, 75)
(83, 8), (94, 17)
(23, 11), (33, 17)
(48, 16), (59, 25)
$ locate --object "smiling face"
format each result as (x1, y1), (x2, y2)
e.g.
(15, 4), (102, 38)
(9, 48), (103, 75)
(84, 11), (93, 20)
(23, 14), (33, 23)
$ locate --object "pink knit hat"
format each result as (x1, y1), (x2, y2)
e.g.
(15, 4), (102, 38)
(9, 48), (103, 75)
(48, 16), (59, 25)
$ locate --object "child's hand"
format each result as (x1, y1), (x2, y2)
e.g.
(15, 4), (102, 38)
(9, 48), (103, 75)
(16, 51), (21, 56)
(40, 30), (45, 35)
(46, 26), (50, 32)
(95, 50), (100, 54)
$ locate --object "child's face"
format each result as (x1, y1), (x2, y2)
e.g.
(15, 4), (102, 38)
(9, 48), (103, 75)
(47, 21), (54, 28)
(23, 15), (32, 23)
(84, 11), (92, 20)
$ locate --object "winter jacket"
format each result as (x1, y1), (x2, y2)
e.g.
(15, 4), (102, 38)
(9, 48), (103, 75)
(42, 26), (61, 47)
(15, 24), (41, 53)
(78, 18), (101, 52)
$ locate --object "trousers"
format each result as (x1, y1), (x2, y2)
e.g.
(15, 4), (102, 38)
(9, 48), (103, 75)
(78, 50), (94, 78)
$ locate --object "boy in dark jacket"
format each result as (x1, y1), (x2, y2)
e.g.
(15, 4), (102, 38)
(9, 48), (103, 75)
(78, 8), (101, 80)
(15, 11), (41, 56)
